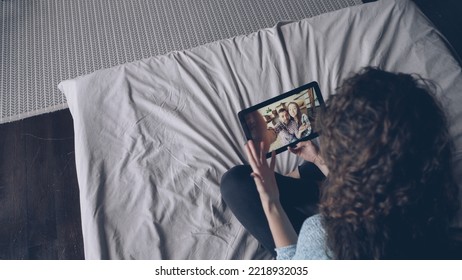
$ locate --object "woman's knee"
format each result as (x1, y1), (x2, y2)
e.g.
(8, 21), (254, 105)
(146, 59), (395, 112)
(220, 165), (253, 198)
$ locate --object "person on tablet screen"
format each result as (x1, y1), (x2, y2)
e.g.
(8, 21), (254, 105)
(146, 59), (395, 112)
(221, 67), (459, 259)
(246, 111), (277, 152)
(273, 108), (299, 145)
(287, 102), (311, 138)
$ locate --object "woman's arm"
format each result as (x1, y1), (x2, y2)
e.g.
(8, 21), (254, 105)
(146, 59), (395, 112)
(301, 114), (310, 126)
(261, 199), (298, 248)
(245, 140), (298, 248)
(288, 141), (329, 176)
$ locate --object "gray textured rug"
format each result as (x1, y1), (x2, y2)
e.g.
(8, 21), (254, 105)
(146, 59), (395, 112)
(0, 0), (362, 123)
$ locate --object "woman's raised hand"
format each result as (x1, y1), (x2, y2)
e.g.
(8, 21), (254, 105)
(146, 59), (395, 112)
(245, 140), (279, 203)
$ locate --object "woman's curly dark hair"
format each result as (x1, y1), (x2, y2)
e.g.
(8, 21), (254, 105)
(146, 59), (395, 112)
(318, 67), (460, 259)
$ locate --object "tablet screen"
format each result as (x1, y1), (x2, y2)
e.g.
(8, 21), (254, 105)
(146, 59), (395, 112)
(238, 82), (325, 157)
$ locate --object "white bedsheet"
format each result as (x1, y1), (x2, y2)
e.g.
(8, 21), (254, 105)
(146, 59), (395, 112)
(59, 0), (462, 259)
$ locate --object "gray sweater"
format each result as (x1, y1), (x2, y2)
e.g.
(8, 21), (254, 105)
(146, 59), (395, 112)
(275, 214), (331, 260)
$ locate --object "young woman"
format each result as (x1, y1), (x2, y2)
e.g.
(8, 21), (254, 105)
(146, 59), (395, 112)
(221, 68), (459, 259)
(287, 102), (311, 138)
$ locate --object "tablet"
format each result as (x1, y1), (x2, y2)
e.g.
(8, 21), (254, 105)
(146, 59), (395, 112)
(238, 81), (325, 158)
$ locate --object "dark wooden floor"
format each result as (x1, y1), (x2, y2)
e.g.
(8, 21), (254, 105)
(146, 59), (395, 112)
(0, 109), (84, 259)
(0, 0), (461, 259)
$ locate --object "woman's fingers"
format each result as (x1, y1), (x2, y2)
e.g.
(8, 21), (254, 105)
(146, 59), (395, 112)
(288, 145), (301, 156)
(250, 140), (261, 163)
(245, 141), (258, 168)
(246, 140), (264, 167)
(269, 151), (276, 170)
(250, 172), (264, 183)
(259, 141), (266, 161)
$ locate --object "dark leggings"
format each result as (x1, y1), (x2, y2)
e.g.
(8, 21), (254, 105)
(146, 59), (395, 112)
(220, 162), (325, 256)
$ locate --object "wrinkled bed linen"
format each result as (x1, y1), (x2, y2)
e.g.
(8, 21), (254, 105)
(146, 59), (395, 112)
(59, 0), (462, 259)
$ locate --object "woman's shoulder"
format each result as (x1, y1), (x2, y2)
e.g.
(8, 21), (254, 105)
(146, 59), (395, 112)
(301, 214), (323, 233)
(294, 214), (331, 259)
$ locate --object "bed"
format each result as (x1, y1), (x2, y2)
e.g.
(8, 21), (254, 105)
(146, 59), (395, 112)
(58, 0), (462, 259)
